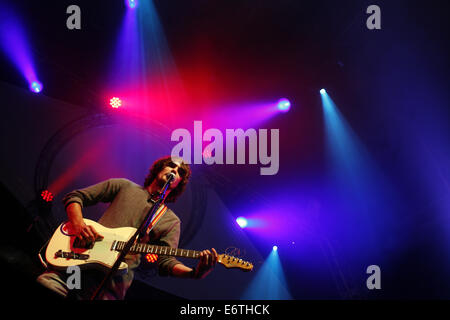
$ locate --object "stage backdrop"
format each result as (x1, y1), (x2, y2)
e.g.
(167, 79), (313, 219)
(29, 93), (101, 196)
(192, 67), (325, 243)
(0, 80), (268, 300)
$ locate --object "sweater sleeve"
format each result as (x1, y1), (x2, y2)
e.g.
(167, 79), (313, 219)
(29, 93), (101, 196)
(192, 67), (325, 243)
(62, 178), (124, 209)
(156, 219), (183, 276)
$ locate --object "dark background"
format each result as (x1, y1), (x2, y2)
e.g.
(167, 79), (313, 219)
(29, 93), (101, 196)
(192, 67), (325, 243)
(0, 0), (449, 301)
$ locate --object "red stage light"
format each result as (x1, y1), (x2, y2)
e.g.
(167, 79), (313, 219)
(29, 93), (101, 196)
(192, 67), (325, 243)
(145, 253), (158, 263)
(41, 190), (54, 202)
(110, 97), (122, 109)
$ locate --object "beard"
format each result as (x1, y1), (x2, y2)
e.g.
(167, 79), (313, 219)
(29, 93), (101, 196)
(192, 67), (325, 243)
(157, 173), (175, 190)
(156, 176), (167, 189)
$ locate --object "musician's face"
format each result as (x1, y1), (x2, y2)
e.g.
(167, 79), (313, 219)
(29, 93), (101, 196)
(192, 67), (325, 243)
(157, 160), (186, 190)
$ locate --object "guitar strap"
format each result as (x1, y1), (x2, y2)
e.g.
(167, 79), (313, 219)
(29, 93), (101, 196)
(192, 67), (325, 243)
(145, 203), (168, 236)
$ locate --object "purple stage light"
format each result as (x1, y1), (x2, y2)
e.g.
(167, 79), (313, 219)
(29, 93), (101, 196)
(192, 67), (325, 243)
(0, 6), (40, 91)
(277, 98), (291, 112)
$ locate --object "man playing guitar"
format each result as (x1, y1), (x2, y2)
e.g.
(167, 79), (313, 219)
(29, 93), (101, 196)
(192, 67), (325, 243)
(37, 156), (218, 300)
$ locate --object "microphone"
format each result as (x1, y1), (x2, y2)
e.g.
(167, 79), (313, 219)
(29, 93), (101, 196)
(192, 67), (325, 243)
(148, 173), (176, 204)
(166, 172), (176, 184)
(159, 172), (176, 199)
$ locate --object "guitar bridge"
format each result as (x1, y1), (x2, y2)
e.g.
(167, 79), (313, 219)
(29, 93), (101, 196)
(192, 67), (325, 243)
(55, 250), (89, 260)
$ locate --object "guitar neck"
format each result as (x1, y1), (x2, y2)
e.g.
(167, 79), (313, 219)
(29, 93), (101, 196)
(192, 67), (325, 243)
(113, 240), (201, 259)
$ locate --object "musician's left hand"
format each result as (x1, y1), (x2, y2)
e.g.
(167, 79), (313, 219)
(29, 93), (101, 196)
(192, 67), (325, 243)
(192, 248), (218, 279)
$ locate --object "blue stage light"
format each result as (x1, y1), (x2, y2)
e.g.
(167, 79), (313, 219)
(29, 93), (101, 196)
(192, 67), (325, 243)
(30, 81), (42, 93)
(126, 0), (138, 9)
(320, 89), (326, 95)
(236, 217), (248, 228)
(277, 98), (291, 112)
(241, 245), (292, 299)
(272, 245), (278, 251)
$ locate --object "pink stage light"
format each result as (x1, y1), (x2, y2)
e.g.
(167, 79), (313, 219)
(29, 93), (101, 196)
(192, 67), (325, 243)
(110, 97), (122, 109)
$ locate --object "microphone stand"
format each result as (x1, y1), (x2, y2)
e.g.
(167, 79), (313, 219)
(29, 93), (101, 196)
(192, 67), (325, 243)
(90, 174), (174, 300)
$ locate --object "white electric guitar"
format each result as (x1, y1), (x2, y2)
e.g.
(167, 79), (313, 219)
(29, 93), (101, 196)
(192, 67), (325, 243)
(45, 219), (253, 274)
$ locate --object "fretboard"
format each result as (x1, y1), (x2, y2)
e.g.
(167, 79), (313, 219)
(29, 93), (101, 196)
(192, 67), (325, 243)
(112, 241), (201, 259)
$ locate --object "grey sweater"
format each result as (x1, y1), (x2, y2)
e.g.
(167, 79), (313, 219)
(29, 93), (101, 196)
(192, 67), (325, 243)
(62, 178), (182, 299)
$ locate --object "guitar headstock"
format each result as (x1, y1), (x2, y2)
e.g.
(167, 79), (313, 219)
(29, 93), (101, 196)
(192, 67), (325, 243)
(218, 254), (253, 272)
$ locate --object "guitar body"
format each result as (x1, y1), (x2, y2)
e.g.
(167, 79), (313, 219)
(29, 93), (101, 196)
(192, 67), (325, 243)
(45, 219), (137, 273)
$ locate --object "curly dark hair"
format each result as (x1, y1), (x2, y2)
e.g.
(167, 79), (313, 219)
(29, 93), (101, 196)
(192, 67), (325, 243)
(143, 156), (191, 203)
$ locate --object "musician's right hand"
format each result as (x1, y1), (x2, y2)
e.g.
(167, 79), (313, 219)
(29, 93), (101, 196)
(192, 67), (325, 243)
(72, 221), (104, 242)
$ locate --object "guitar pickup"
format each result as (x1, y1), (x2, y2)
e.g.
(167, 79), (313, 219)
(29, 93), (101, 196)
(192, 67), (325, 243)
(55, 250), (89, 260)
(73, 237), (95, 249)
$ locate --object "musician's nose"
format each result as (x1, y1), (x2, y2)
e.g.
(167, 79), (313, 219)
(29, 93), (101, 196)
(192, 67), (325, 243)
(171, 167), (180, 177)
